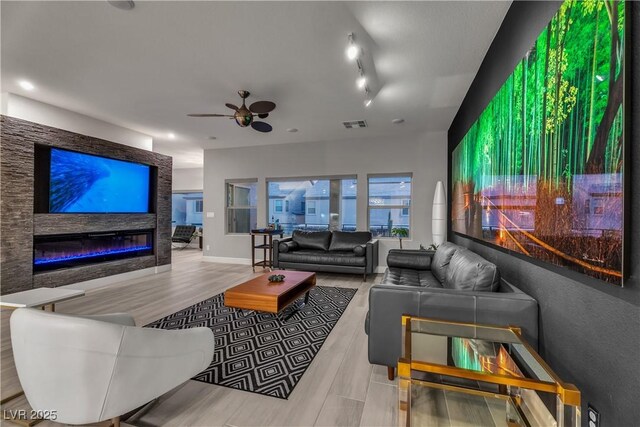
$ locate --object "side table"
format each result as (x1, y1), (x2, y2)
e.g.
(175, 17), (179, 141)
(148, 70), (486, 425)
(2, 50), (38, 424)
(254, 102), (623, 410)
(398, 315), (580, 427)
(250, 229), (284, 272)
(1, 287), (85, 424)
(0, 287), (85, 312)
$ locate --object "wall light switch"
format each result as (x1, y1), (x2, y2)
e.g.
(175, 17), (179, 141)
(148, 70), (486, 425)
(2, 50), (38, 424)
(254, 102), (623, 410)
(206, 212), (215, 218)
(587, 405), (600, 427)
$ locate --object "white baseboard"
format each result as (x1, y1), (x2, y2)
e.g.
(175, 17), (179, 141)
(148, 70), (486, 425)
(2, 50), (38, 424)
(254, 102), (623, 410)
(61, 264), (172, 292)
(202, 256), (252, 265)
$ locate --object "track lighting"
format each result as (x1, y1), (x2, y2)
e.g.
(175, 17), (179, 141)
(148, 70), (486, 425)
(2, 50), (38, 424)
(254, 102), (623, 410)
(346, 32), (376, 107)
(346, 33), (359, 60)
(18, 80), (35, 91)
(346, 45), (359, 60)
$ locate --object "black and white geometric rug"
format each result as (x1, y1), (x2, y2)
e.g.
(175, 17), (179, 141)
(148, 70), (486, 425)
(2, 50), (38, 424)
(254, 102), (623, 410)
(145, 285), (357, 399)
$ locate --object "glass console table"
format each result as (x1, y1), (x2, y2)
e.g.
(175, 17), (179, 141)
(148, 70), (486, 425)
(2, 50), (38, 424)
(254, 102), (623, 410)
(398, 316), (580, 427)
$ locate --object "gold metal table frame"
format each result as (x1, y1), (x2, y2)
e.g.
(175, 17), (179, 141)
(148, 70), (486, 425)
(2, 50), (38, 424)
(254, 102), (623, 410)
(398, 315), (581, 427)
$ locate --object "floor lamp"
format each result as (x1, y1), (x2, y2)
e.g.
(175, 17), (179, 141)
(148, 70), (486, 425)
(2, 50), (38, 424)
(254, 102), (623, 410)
(432, 181), (446, 246)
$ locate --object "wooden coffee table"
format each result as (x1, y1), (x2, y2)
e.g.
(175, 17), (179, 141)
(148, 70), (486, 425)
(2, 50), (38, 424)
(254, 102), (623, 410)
(224, 270), (316, 320)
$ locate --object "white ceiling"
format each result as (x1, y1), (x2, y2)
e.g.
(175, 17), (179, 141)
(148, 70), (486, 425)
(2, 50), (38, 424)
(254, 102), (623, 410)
(1, 1), (510, 168)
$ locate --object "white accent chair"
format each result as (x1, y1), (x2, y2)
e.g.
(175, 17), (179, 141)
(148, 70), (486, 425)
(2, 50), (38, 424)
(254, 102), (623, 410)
(10, 308), (214, 425)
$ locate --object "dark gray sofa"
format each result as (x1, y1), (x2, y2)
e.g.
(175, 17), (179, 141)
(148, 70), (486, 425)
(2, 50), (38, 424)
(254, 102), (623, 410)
(365, 242), (538, 379)
(273, 230), (379, 281)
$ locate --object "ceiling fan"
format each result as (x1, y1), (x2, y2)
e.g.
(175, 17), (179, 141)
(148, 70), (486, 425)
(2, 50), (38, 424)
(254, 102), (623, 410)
(188, 90), (276, 133)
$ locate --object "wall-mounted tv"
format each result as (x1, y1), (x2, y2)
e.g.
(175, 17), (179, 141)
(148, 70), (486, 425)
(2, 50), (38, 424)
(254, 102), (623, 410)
(451, 0), (627, 285)
(35, 147), (152, 213)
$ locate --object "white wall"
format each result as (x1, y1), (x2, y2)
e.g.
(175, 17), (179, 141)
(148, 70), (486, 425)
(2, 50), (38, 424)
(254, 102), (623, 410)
(202, 131), (447, 267)
(173, 167), (204, 191)
(1, 93), (152, 150)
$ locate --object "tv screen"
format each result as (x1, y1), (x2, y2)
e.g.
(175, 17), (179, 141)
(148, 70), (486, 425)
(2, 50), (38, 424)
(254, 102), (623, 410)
(451, 0), (626, 285)
(49, 148), (151, 213)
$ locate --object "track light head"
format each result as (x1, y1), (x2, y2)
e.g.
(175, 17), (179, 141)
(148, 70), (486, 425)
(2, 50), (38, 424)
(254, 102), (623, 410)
(346, 33), (360, 60)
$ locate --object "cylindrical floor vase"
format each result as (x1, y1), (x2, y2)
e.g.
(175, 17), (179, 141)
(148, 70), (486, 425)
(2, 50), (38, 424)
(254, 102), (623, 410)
(432, 181), (446, 246)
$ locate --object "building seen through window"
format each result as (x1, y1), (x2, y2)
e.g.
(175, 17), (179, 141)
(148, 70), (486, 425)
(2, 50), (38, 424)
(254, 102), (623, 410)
(267, 178), (357, 235)
(172, 192), (203, 227)
(368, 175), (412, 237)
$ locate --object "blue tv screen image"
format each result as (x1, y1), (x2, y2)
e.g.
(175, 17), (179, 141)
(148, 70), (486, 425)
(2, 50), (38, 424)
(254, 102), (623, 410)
(49, 148), (150, 213)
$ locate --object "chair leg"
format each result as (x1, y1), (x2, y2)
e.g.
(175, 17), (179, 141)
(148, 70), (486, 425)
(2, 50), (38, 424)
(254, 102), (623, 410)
(363, 273), (367, 282)
(111, 417), (120, 427)
(387, 366), (395, 381)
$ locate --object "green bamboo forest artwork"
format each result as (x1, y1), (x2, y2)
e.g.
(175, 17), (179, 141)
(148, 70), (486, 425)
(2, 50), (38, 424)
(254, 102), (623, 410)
(452, 0), (626, 285)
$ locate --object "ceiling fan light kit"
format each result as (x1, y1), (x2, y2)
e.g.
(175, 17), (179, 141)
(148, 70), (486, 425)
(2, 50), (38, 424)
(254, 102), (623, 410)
(188, 90), (276, 133)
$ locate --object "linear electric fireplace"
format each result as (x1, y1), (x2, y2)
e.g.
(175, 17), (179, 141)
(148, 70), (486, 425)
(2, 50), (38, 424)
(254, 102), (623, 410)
(34, 230), (154, 272)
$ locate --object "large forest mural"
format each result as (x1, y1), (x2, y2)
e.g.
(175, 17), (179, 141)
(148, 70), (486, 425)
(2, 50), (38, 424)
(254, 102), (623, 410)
(451, 0), (626, 285)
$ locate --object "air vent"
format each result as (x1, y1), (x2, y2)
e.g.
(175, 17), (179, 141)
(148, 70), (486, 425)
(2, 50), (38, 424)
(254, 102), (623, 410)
(342, 120), (368, 129)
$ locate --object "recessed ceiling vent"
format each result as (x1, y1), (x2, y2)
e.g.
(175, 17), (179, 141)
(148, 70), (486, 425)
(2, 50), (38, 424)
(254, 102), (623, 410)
(342, 120), (368, 129)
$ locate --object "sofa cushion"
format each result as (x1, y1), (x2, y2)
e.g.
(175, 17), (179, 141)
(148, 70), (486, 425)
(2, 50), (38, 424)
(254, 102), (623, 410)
(431, 242), (459, 283)
(444, 248), (500, 292)
(278, 241), (299, 253)
(278, 250), (366, 267)
(292, 230), (332, 251)
(382, 268), (442, 288)
(329, 231), (372, 252)
(353, 245), (366, 256)
(387, 250), (432, 270)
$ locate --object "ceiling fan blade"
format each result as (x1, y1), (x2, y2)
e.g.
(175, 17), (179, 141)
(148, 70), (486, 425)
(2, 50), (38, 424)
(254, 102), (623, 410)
(225, 103), (239, 111)
(249, 101), (276, 114)
(257, 113), (269, 119)
(251, 121), (273, 133)
(187, 113), (232, 117)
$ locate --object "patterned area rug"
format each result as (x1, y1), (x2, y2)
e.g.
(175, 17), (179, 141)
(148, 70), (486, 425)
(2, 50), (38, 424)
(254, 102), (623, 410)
(146, 285), (357, 399)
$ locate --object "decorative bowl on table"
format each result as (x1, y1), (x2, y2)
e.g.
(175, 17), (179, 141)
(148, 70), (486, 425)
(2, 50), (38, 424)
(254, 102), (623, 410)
(268, 274), (286, 282)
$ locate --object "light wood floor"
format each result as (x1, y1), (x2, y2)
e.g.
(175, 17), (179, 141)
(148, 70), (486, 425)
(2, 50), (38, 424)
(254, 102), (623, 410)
(1, 249), (398, 427)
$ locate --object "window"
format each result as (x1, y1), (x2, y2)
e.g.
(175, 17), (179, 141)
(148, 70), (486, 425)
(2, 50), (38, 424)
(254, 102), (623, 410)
(267, 177), (357, 235)
(307, 201), (317, 215)
(226, 180), (258, 234)
(368, 174), (412, 238)
(341, 179), (357, 231)
(401, 199), (410, 216)
(172, 192), (203, 227)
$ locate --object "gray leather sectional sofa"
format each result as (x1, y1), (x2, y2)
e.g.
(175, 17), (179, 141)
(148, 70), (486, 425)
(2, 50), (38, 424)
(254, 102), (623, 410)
(365, 242), (538, 379)
(273, 230), (379, 281)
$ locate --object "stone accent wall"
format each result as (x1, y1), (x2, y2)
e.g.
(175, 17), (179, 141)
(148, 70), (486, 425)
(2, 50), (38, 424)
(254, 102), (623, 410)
(33, 214), (157, 235)
(0, 115), (172, 294)
(32, 256), (157, 289)
(0, 117), (35, 294)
